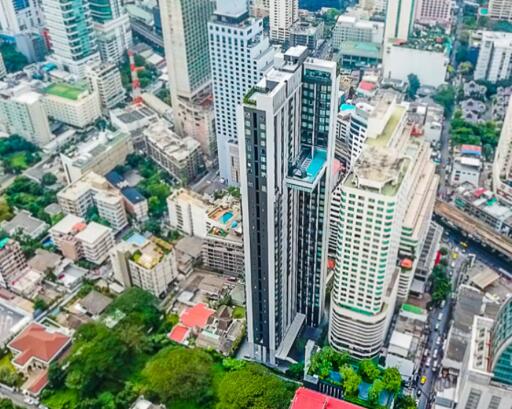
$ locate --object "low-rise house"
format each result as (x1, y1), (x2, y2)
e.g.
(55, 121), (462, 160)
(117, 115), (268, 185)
(1, 210), (49, 239)
(77, 290), (112, 318)
(8, 322), (71, 396)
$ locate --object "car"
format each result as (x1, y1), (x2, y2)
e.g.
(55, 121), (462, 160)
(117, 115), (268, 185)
(433, 349), (439, 359)
(441, 300), (446, 308)
(435, 322), (440, 331)
(433, 359), (439, 370)
(438, 312), (444, 321)
(417, 389), (422, 397)
(425, 357), (432, 367)
(436, 336), (442, 346)
(420, 376), (427, 385)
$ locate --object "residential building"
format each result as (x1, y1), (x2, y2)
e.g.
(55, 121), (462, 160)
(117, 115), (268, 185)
(89, 0), (132, 64)
(8, 323), (71, 396)
(269, 0), (298, 43)
(159, 0), (214, 135)
(86, 63), (125, 112)
(415, 0), (451, 26)
(475, 31), (512, 83)
(0, 0), (44, 35)
(109, 105), (158, 136)
(457, 297), (512, 409)
(202, 226), (244, 277)
(43, 82), (102, 128)
(0, 53), (6, 79)
(41, 0), (101, 79)
(75, 222), (115, 264)
(0, 239), (27, 288)
(290, 387), (366, 409)
(1, 210), (49, 239)
(450, 155), (482, 187)
(142, 120), (203, 184)
(289, 21), (324, 51)
(60, 130), (133, 184)
(329, 95), (437, 358)
(239, 47), (338, 364)
(0, 83), (54, 146)
(493, 96), (512, 205)
(208, 0), (274, 184)
(489, 0), (512, 22)
(57, 172), (128, 232)
(109, 234), (176, 297)
(384, 0), (415, 42)
(251, 0), (269, 18)
(50, 214), (87, 261)
(105, 171), (149, 222)
(333, 15), (384, 49)
(14, 31), (47, 63)
(167, 189), (210, 238)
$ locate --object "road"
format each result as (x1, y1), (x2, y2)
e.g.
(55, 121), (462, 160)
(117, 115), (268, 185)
(0, 384), (38, 408)
(415, 234), (468, 409)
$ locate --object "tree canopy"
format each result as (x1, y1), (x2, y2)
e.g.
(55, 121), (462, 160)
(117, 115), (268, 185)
(216, 363), (295, 409)
(382, 367), (402, 394)
(406, 74), (420, 100)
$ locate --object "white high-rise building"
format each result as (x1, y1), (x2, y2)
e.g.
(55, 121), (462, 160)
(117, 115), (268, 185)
(383, 0), (414, 42)
(240, 47), (338, 365)
(269, 0), (298, 44)
(86, 63), (125, 112)
(208, 0), (274, 185)
(0, 0), (44, 35)
(415, 0), (451, 26)
(333, 15), (384, 48)
(0, 83), (53, 146)
(0, 53), (6, 79)
(489, 0), (512, 22)
(42, 0), (100, 79)
(89, 0), (132, 64)
(475, 31), (512, 83)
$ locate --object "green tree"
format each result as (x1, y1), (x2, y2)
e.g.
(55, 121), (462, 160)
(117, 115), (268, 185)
(406, 74), (420, 100)
(433, 85), (456, 114)
(106, 287), (161, 329)
(142, 347), (214, 404)
(368, 378), (385, 405)
(41, 173), (58, 186)
(395, 394), (417, 409)
(286, 362), (305, 380)
(382, 367), (402, 394)
(359, 359), (380, 382)
(340, 366), (361, 397)
(34, 298), (48, 311)
(216, 363), (295, 409)
(0, 398), (22, 409)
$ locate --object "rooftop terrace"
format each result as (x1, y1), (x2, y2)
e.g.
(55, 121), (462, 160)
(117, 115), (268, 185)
(287, 148), (328, 188)
(45, 83), (87, 100)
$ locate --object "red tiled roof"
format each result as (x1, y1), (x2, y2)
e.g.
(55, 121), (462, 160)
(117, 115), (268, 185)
(168, 324), (190, 344)
(26, 370), (49, 395)
(180, 303), (214, 329)
(290, 387), (366, 409)
(9, 323), (71, 366)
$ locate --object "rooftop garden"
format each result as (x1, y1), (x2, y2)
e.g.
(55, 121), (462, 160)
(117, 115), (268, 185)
(308, 347), (403, 409)
(45, 83), (86, 100)
(400, 25), (450, 52)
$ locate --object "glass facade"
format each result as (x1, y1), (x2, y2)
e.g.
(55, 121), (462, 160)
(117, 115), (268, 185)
(491, 297), (512, 385)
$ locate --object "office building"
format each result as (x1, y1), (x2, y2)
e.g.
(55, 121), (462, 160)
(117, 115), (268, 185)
(57, 172), (128, 232)
(89, 0), (132, 64)
(142, 120), (203, 184)
(42, 0), (101, 79)
(329, 95), (437, 358)
(159, 0), (214, 135)
(415, 0), (451, 26)
(0, 239), (27, 288)
(86, 63), (125, 111)
(475, 31), (512, 83)
(457, 297), (512, 409)
(60, 131), (133, 184)
(269, 0), (298, 43)
(0, 0), (44, 35)
(383, 0), (414, 42)
(208, 0), (274, 184)
(333, 15), (384, 49)
(489, 0), (512, 22)
(493, 96), (512, 204)
(109, 235), (177, 297)
(0, 83), (54, 146)
(0, 53), (6, 79)
(289, 21), (324, 51)
(43, 82), (101, 128)
(239, 47), (338, 364)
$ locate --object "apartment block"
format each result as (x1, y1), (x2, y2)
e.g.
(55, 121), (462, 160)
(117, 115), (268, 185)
(142, 121), (203, 184)
(269, 0), (298, 43)
(489, 0), (512, 22)
(415, 0), (451, 26)
(50, 214), (86, 261)
(202, 227), (244, 277)
(475, 31), (512, 83)
(110, 234), (177, 297)
(43, 82), (101, 128)
(57, 172), (128, 232)
(60, 130), (133, 184)
(333, 15), (384, 49)
(86, 63), (125, 111)
(75, 222), (115, 265)
(0, 239), (27, 288)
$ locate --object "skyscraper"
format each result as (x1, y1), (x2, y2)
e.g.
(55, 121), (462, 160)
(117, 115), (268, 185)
(208, 0), (274, 185)
(383, 0), (415, 42)
(269, 0), (298, 44)
(89, 0), (132, 64)
(160, 0), (214, 135)
(42, 0), (100, 78)
(0, 0), (44, 35)
(239, 46), (338, 364)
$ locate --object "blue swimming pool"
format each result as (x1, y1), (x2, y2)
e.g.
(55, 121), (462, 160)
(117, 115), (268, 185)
(307, 149), (327, 178)
(220, 211), (233, 224)
(125, 232), (148, 246)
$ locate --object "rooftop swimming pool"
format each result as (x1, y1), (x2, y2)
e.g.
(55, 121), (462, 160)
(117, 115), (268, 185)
(125, 232), (148, 246)
(220, 211), (233, 224)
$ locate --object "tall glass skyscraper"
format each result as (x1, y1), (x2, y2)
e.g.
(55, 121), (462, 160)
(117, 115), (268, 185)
(239, 46), (338, 365)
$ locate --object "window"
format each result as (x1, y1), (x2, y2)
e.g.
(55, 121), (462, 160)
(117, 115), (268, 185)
(465, 389), (482, 409)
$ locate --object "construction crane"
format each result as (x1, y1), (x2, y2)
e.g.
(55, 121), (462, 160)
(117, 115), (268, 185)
(128, 49), (143, 105)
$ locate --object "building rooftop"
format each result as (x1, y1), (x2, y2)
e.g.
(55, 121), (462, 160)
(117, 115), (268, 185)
(44, 82), (88, 101)
(143, 121), (201, 162)
(129, 237), (172, 270)
(51, 214), (86, 235)
(0, 299), (31, 345)
(2, 210), (48, 238)
(180, 303), (215, 329)
(339, 41), (381, 59)
(290, 387), (365, 409)
(75, 222), (111, 244)
(79, 290), (112, 316)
